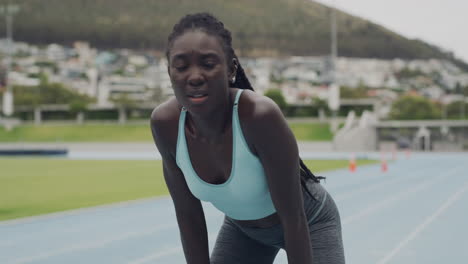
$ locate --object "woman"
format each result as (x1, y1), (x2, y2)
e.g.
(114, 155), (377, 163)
(151, 13), (345, 264)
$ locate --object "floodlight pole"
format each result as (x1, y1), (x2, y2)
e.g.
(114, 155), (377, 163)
(329, 3), (339, 133)
(309, 0), (338, 82)
(1, 3), (19, 117)
(310, 0), (340, 133)
(330, 5), (337, 83)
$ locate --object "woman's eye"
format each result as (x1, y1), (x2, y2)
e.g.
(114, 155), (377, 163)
(174, 65), (188, 71)
(203, 61), (216, 69)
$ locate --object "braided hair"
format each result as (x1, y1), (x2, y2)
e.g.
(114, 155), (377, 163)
(166, 13), (325, 195)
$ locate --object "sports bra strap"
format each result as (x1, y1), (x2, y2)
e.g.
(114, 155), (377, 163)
(234, 89), (243, 106)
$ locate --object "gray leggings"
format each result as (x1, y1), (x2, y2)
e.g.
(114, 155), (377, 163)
(210, 179), (345, 264)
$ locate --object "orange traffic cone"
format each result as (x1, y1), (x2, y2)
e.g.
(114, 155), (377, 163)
(349, 154), (357, 173)
(380, 153), (388, 172)
(381, 160), (388, 172)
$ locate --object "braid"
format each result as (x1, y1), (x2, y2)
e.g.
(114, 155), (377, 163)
(229, 54), (253, 91)
(166, 13), (325, 190)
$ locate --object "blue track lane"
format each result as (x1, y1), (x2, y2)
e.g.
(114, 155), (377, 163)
(1, 153), (467, 264)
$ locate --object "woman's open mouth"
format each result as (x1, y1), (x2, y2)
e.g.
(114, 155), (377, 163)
(188, 94), (209, 104)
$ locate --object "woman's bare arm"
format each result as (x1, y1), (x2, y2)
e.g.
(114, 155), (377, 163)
(150, 105), (210, 264)
(243, 95), (313, 264)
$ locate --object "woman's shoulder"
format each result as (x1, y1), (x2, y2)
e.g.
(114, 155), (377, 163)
(150, 97), (181, 154)
(237, 89), (287, 153)
(238, 89), (284, 123)
(150, 96), (181, 125)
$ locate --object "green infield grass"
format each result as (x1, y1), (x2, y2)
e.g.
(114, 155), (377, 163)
(0, 122), (331, 142)
(0, 124), (154, 142)
(0, 158), (377, 221)
(288, 122), (333, 141)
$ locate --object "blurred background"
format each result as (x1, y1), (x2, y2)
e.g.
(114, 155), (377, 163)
(1, 0), (467, 263)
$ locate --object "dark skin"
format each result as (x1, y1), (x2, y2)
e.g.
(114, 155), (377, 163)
(150, 30), (313, 264)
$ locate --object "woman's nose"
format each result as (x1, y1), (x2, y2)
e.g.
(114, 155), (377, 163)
(187, 67), (205, 86)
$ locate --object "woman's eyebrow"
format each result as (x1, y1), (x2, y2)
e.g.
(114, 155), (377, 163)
(200, 55), (220, 63)
(171, 51), (219, 61)
(200, 52), (220, 58)
(170, 53), (188, 61)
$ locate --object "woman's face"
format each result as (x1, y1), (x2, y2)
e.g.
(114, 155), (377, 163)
(168, 30), (232, 113)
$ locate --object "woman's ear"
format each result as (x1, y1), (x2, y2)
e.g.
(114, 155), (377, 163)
(229, 58), (238, 83)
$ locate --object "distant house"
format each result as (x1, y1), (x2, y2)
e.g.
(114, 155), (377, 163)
(98, 76), (153, 105)
(8, 71), (40, 86)
(441, 94), (466, 105)
(46, 44), (67, 61)
(421, 86), (445, 100)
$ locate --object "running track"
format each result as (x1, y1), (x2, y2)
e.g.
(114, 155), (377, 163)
(1, 152), (468, 263)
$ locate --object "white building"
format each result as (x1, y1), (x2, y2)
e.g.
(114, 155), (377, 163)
(7, 71), (40, 86)
(98, 75), (154, 106)
(46, 44), (67, 61)
(73, 41), (96, 66)
(152, 58), (172, 97)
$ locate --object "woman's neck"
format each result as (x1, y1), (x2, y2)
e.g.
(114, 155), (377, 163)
(186, 91), (233, 143)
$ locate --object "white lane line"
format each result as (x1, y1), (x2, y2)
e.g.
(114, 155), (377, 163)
(127, 246), (182, 264)
(335, 163), (433, 202)
(127, 233), (218, 264)
(127, 246), (183, 264)
(342, 166), (462, 225)
(325, 159), (430, 193)
(9, 224), (176, 264)
(376, 180), (468, 264)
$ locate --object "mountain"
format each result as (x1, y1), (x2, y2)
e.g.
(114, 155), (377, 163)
(1, 0), (466, 69)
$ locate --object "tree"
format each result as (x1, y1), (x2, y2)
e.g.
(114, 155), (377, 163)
(69, 98), (92, 124)
(111, 94), (137, 124)
(389, 95), (442, 120)
(264, 89), (287, 111)
(446, 101), (468, 119)
(13, 82), (92, 106)
(340, 85), (369, 99)
(149, 86), (166, 105)
(0, 66), (6, 90)
(395, 68), (425, 80)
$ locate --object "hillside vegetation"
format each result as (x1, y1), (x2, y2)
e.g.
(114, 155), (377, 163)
(1, 0), (466, 68)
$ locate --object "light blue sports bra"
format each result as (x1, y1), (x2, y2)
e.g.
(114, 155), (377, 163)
(175, 89), (277, 220)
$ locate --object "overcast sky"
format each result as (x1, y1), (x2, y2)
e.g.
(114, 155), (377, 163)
(314, 0), (468, 63)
